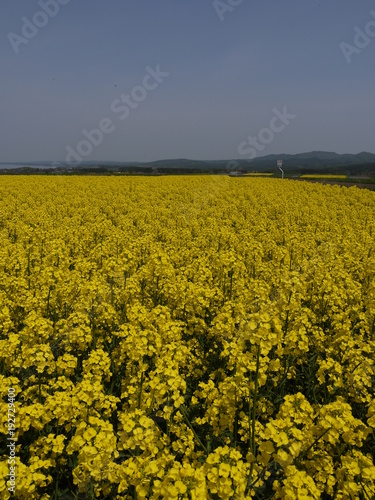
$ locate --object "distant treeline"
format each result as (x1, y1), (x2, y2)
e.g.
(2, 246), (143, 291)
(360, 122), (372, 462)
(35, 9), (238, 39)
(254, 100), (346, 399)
(1, 163), (375, 177)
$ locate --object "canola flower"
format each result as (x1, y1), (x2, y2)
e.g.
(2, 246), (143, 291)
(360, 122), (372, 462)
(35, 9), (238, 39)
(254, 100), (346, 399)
(300, 175), (348, 179)
(243, 173), (273, 177)
(0, 175), (374, 499)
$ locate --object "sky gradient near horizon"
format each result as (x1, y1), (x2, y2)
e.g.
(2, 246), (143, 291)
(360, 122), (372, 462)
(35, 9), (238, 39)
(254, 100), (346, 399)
(1, 0), (375, 163)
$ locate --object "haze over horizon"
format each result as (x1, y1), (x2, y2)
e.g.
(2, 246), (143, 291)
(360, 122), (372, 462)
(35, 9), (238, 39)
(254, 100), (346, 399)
(2, 150), (375, 167)
(1, 0), (375, 164)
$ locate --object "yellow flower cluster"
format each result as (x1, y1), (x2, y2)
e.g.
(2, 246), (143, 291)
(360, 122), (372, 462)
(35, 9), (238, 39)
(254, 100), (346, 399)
(300, 175), (347, 179)
(0, 176), (374, 498)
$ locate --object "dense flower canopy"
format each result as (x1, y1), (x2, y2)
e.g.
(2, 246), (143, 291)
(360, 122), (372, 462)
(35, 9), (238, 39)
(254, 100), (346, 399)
(0, 175), (374, 499)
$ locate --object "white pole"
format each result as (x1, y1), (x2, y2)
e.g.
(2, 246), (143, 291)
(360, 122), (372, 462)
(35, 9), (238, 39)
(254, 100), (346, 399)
(279, 167), (284, 180)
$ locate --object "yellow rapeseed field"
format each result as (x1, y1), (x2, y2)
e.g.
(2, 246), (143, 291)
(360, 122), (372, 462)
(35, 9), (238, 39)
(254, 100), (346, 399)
(0, 176), (374, 499)
(300, 175), (348, 180)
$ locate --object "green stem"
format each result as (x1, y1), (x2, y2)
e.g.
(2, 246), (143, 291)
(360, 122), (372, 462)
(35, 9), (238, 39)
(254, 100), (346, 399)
(248, 460), (276, 491)
(295, 427), (330, 465)
(359, 479), (371, 500)
(137, 372), (144, 409)
(180, 405), (208, 454)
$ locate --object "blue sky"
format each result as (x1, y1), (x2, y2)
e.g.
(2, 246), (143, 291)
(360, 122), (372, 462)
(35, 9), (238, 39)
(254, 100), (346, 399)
(1, 0), (375, 163)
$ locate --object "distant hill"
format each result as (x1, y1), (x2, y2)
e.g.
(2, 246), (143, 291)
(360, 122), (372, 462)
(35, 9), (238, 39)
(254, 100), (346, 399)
(248, 151), (375, 169)
(1, 151), (375, 175)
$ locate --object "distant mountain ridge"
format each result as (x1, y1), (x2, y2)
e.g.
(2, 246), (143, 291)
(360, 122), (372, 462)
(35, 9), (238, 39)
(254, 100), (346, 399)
(248, 151), (375, 166)
(1, 151), (375, 174)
